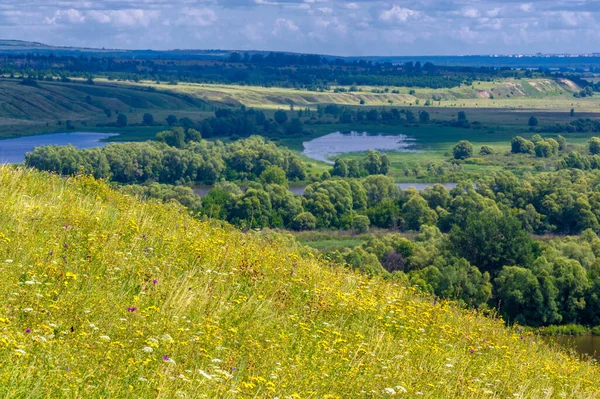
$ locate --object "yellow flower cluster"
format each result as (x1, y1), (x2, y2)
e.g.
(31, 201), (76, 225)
(0, 166), (598, 398)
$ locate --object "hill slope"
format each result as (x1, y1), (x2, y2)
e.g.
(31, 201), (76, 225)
(0, 79), (213, 138)
(0, 167), (598, 398)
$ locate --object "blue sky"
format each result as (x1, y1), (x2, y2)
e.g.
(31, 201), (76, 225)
(0, 1), (597, 55)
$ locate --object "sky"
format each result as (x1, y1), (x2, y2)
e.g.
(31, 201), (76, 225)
(0, 0), (598, 56)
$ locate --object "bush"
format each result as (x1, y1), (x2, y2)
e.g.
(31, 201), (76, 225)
(589, 137), (600, 155)
(353, 215), (370, 233)
(293, 212), (317, 231)
(535, 141), (552, 158)
(479, 145), (495, 155)
(511, 136), (534, 154)
(453, 140), (474, 160)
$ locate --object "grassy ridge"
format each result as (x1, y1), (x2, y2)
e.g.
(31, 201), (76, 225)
(0, 166), (599, 398)
(0, 79), (213, 139)
(105, 77), (595, 111)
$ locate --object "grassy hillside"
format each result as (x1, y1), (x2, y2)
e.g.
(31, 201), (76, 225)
(0, 79), (213, 139)
(106, 77), (597, 111)
(0, 166), (599, 398)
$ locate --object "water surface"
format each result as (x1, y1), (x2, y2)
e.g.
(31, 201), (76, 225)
(302, 131), (417, 163)
(0, 132), (118, 164)
(550, 335), (600, 359)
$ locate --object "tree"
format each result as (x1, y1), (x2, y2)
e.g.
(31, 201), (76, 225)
(401, 194), (438, 231)
(260, 166), (287, 186)
(292, 212), (317, 231)
(156, 128), (185, 148)
(332, 159), (348, 177)
(450, 208), (534, 275)
(495, 266), (546, 326)
(589, 137), (600, 155)
(166, 115), (178, 126)
(353, 215), (371, 233)
(116, 114), (128, 127)
(535, 141), (552, 158)
(531, 134), (543, 144)
(286, 118), (303, 135)
(557, 135), (567, 151)
(419, 111), (430, 123)
(570, 108), (575, 117)
(457, 111), (467, 121)
(274, 110), (288, 125)
(511, 136), (534, 154)
(453, 140), (473, 160)
(380, 154), (391, 175)
(366, 109), (379, 122)
(363, 150), (382, 175)
(528, 116), (539, 127)
(143, 113), (155, 126)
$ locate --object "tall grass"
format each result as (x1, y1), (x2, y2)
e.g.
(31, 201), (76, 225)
(0, 166), (598, 398)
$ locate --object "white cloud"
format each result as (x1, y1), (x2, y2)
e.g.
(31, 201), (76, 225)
(380, 5), (417, 23)
(462, 8), (480, 18)
(272, 18), (299, 36)
(520, 3), (533, 12)
(175, 8), (216, 27)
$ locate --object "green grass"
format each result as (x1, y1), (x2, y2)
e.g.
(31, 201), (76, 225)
(1, 166), (600, 397)
(0, 78), (213, 139)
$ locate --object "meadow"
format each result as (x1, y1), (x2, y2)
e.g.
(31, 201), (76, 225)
(1, 166), (600, 398)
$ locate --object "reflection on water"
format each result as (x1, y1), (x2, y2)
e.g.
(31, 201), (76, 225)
(0, 132), (118, 164)
(302, 131), (417, 163)
(550, 335), (600, 359)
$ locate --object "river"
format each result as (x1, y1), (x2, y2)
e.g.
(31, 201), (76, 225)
(302, 131), (418, 163)
(550, 335), (600, 359)
(0, 132), (118, 164)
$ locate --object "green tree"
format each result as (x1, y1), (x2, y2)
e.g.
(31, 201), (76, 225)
(556, 135), (567, 151)
(589, 137), (600, 155)
(292, 212), (317, 231)
(143, 113), (155, 126)
(363, 150), (382, 175)
(535, 141), (552, 158)
(116, 114), (128, 127)
(286, 118), (304, 135)
(419, 110), (430, 123)
(495, 266), (546, 326)
(260, 166), (288, 186)
(453, 140), (474, 160)
(511, 136), (534, 154)
(401, 194), (438, 231)
(353, 215), (371, 233)
(457, 111), (467, 121)
(166, 115), (178, 126)
(528, 116), (538, 127)
(274, 109), (288, 125)
(332, 159), (348, 177)
(450, 208), (534, 275)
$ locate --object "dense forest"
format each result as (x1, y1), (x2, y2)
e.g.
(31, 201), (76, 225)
(0, 52), (553, 90)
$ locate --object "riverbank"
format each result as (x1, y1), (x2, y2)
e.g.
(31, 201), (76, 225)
(533, 324), (600, 336)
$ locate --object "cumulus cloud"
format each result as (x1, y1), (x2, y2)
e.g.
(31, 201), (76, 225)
(1, 0), (600, 56)
(380, 5), (417, 23)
